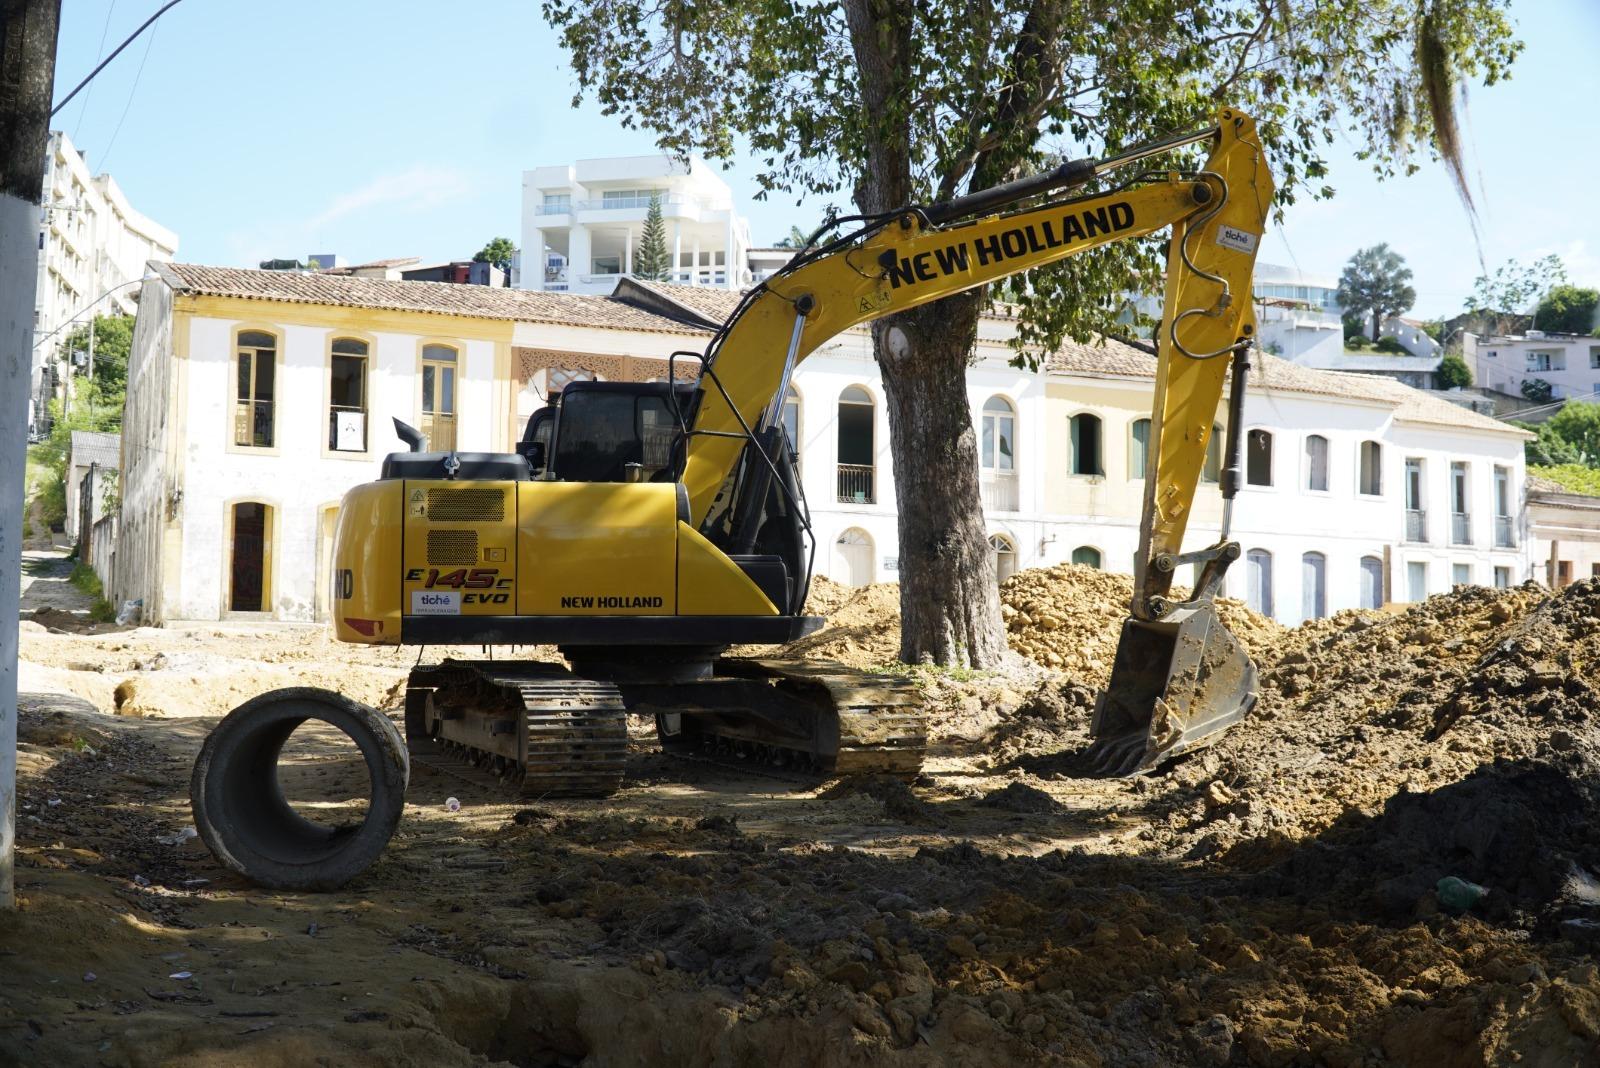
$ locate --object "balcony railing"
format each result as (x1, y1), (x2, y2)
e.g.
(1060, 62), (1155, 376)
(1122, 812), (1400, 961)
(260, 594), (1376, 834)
(1451, 512), (1473, 546)
(234, 401), (274, 448)
(981, 470), (1018, 512)
(1405, 508), (1427, 542)
(1495, 515), (1516, 548)
(837, 464), (875, 505)
(534, 202), (572, 216)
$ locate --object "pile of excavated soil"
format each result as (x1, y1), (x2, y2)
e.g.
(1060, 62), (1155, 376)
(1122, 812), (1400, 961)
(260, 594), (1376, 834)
(1000, 564), (1283, 684)
(1156, 580), (1600, 924)
(784, 566), (1282, 685)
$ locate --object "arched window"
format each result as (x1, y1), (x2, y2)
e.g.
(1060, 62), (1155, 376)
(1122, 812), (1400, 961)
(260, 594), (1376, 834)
(1359, 440), (1383, 496)
(1301, 551), (1327, 620)
(1202, 424), (1222, 483)
(1246, 548), (1274, 618)
(1246, 429), (1273, 487)
(989, 533), (1018, 584)
(981, 396), (1018, 510)
(329, 337), (369, 452)
(1070, 545), (1102, 569)
(234, 330), (278, 448)
(834, 528), (874, 586)
(1069, 413), (1103, 476)
(1305, 434), (1329, 492)
(1129, 418), (1151, 481)
(1360, 555), (1384, 609)
(981, 396), (1015, 472)
(837, 386), (875, 504)
(421, 344), (459, 451)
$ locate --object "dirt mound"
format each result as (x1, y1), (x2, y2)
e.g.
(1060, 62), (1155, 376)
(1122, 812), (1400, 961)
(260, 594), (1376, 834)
(1170, 580), (1600, 863)
(778, 581), (904, 668)
(1000, 564), (1282, 684)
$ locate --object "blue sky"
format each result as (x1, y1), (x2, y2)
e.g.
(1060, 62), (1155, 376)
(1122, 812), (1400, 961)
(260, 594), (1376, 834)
(50, 0), (1599, 318)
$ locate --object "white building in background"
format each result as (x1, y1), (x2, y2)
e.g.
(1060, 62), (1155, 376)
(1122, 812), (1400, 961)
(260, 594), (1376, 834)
(32, 130), (178, 431)
(521, 155), (757, 295)
(110, 264), (1530, 628)
(1250, 263), (1345, 365)
(1526, 474), (1600, 587)
(1465, 331), (1600, 403)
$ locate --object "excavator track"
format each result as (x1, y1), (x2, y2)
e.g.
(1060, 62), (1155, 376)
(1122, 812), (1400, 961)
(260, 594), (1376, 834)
(653, 657), (927, 779)
(405, 656), (926, 799)
(405, 661), (628, 798)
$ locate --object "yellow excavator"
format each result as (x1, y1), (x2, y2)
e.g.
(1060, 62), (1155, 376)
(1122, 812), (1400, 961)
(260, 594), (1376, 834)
(191, 108), (1273, 889)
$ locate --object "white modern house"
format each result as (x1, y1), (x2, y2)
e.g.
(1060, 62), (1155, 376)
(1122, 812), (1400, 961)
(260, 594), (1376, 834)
(33, 130), (178, 433)
(107, 263), (1532, 629)
(1465, 330), (1600, 403)
(521, 155), (757, 295)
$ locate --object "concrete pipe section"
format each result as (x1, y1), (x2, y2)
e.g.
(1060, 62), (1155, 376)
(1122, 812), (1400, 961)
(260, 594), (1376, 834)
(190, 688), (408, 891)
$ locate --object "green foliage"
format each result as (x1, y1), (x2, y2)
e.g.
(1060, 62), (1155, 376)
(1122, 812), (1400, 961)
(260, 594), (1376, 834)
(542, 0), (1521, 362)
(1533, 284), (1599, 335)
(1437, 354), (1471, 388)
(774, 225), (812, 249)
(1521, 378), (1554, 405)
(1541, 401), (1600, 464)
(473, 237), (517, 272)
(1345, 334), (1372, 350)
(1530, 464), (1600, 497)
(1342, 313), (1367, 339)
(70, 562), (103, 600)
(1420, 319), (1444, 342)
(1374, 335), (1407, 354)
(28, 317), (132, 532)
(1467, 255), (1567, 335)
(1337, 244), (1416, 339)
(634, 196), (672, 281)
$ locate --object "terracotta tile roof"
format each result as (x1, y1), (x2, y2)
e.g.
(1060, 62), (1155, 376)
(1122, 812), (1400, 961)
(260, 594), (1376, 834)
(1044, 335), (1527, 437)
(153, 263), (712, 336)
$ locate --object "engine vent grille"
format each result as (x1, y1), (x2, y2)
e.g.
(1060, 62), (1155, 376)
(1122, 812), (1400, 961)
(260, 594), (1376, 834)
(427, 488), (505, 522)
(427, 529), (479, 565)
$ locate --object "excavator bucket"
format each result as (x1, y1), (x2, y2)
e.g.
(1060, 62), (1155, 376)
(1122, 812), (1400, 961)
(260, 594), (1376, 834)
(1088, 600), (1257, 775)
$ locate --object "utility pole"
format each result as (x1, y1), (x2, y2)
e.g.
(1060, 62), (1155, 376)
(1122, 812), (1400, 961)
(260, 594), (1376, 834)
(1, 0), (64, 910)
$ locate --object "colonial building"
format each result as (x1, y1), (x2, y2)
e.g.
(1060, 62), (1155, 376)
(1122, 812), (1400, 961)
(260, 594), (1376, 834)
(1527, 474), (1600, 586)
(112, 263), (1530, 629)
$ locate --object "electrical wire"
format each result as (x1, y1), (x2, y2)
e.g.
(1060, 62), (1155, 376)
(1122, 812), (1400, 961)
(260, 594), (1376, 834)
(96, 19), (158, 170)
(50, 0), (185, 118)
(71, 0), (120, 141)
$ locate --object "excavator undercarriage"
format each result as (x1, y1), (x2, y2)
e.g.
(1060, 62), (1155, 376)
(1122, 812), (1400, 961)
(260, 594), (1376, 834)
(403, 655), (927, 796)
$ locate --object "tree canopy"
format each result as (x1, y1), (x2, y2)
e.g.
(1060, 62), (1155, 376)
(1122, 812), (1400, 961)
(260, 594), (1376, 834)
(473, 237), (517, 272)
(1337, 244), (1416, 339)
(545, 0), (1520, 359)
(774, 225), (812, 249)
(1467, 254), (1566, 336)
(1437, 353), (1471, 388)
(1533, 284), (1599, 335)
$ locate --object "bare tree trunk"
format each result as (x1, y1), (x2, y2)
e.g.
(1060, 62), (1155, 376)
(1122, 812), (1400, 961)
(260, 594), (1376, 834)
(874, 294), (1007, 668)
(840, 0), (1009, 668)
(1, 0), (65, 909)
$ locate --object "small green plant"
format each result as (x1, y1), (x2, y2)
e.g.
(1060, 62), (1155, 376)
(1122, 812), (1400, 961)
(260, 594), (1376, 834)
(1374, 335), (1407, 354)
(1345, 334), (1371, 351)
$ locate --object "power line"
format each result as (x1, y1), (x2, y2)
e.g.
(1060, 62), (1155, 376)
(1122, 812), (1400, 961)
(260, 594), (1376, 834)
(96, 20), (157, 170)
(71, 0), (120, 141)
(50, 0), (185, 118)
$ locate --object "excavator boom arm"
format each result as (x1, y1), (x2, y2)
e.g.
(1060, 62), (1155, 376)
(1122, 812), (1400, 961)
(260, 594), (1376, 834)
(682, 110), (1275, 624)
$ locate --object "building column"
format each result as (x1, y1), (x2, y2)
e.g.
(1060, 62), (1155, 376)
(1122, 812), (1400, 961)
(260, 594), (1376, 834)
(691, 237), (700, 286)
(529, 227), (544, 288)
(724, 215), (734, 289)
(570, 225), (592, 291)
(673, 225), (682, 284)
(624, 228), (633, 277)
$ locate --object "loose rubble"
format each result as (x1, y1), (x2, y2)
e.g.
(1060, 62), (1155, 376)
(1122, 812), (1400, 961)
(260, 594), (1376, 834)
(8, 566), (1600, 1066)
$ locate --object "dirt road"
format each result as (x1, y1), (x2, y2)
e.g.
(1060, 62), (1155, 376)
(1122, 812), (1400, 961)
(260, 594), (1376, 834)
(5, 570), (1600, 1066)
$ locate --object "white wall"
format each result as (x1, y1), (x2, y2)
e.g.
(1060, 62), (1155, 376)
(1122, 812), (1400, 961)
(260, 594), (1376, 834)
(170, 315), (498, 621)
(1468, 332), (1600, 401)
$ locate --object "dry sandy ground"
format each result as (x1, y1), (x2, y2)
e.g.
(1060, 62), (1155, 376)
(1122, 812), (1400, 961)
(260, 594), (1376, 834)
(7, 565), (1600, 1066)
